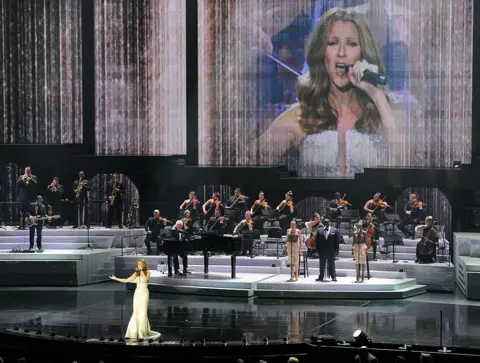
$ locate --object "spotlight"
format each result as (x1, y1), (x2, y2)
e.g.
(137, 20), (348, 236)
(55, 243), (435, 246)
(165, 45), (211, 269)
(353, 330), (372, 346)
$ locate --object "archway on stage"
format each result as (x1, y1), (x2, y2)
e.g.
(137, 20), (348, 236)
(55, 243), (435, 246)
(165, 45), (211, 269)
(295, 196), (330, 223)
(395, 187), (452, 241)
(0, 163), (22, 226)
(89, 174), (140, 227)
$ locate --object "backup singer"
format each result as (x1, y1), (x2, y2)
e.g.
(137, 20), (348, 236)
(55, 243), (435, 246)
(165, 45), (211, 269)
(179, 191), (200, 219)
(26, 195), (48, 252)
(17, 166), (38, 229)
(286, 220), (302, 282)
(107, 173), (125, 229)
(352, 221), (367, 283)
(363, 193), (389, 222)
(398, 193), (425, 238)
(277, 191), (295, 235)
(315, 219), (339, 282)
(327, 192), (350, 229)
(46, 177), (64, 228)
(250, 191), (269, 232)
(144, 209), (167, 255)
(415, 216), (438, 264)
(205, 207), (225, 235)
(73, 171), (89, 229)
(233, 210), (255, 258)
(172, 220), (189, 275)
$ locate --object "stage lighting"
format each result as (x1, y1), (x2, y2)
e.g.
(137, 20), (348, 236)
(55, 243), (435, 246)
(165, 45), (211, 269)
(353, 330), (372, 346)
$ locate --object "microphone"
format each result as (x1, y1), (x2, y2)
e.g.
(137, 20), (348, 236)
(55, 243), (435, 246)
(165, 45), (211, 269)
(339, 64), (387, 86)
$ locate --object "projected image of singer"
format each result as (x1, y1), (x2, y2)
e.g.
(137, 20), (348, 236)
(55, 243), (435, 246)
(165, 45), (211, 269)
(256, 8), (401, 177)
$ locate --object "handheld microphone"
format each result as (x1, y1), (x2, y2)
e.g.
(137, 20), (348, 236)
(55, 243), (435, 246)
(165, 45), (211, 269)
(339, 64), (387, 86)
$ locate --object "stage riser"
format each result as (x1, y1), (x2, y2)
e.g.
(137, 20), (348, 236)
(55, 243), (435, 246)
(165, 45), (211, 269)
(0, 249), (122, 286)
(453, 233), (480, 299)
(0, 240), (114, 250)
(254, 287), (427, 299)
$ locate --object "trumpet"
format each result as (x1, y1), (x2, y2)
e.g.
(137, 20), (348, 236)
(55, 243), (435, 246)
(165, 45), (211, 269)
(23, 174), (31, 183)
(48, 182), (57, 192)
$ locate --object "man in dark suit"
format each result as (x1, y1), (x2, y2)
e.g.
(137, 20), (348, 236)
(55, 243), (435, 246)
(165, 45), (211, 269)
(26, 195), (48, 252)
(315, 218), (339, 282)
(17, 166), (38, 229)
(106, 173), (125, 228)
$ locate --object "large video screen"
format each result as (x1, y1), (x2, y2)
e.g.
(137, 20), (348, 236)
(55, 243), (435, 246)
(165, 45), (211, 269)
(0, 0), (83, 144)
(95, 0), (186, 156)
(198, 0), (473, 178)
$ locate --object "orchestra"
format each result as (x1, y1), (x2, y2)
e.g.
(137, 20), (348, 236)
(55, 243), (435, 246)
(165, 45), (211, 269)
(6, 168), (447, 278)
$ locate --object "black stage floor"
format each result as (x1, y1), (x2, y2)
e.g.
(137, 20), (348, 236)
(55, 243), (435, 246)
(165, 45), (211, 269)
(1, 283), (479, 348)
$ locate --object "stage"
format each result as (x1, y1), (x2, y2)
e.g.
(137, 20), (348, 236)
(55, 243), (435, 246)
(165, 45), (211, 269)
(0, 227), (454, 298)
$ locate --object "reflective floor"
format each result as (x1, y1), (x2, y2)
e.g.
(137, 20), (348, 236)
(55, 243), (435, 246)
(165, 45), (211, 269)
(1, 283), (480, 348)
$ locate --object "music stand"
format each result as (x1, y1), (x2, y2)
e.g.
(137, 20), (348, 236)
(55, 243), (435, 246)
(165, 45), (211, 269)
(340, 209), (359, 237)
(385, 213), (400, 236)
(79, 225), (95, 250)
(262, 209), (279, 221)
(225, 208), (241, 220)
(384, 235), (404, 263)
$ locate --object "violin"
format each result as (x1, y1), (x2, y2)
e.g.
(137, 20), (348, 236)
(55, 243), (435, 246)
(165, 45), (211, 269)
(337, 199), (350, 207)
(412, 200), (424, 209)
(252, 199), (269, 213)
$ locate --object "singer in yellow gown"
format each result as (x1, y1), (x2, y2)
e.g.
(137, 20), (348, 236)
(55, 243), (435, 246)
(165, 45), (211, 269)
(110, 259), (161, 340)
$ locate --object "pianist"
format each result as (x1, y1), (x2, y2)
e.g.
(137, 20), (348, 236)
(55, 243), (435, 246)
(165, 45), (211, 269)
(172, 220), (190, 275)
(205, 207), (226, 235)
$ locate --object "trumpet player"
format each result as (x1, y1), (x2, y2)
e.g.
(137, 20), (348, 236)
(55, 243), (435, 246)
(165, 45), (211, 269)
(277, 191), (294, 235)
(73, 171), (89, 229)
(46, 177), (64, 228)
(107, 173), (125, 229)
(17, 166), (38, 229)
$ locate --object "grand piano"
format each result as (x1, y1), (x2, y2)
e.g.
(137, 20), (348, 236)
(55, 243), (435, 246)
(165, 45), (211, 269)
(158, 229), (244, 278)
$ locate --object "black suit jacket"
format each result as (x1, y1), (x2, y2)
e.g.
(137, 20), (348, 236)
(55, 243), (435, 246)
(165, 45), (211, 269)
(227, 195), (247, 213)
(46, 184), (64, 206)
(315, 226), (339, 255)
(17, 174), (38, 201)
(73, 179), (90, 200)
(107, 181), (125, 204)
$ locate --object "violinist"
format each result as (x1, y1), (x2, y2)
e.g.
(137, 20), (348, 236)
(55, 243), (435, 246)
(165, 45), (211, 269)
(363, 193), (389, 222)
(179, 191), (200, 219)
(182, 210), (193, 232)
(226, 188), (248, 223)
(233, 210), (255, 258)
(277, 191), (295, 234)
(364, 212), (380, 261)
(327, 192), (350, 228)
(144, 209), (168, 255)
(250, 191), (269, 232)
(205, 207), (225, 235)
(415, 216), (439, 264)
(202, 192), (224, 222)
(398, 193), (424, 239)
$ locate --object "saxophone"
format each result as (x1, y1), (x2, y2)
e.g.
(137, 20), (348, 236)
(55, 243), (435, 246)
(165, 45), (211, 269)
(75, 179), (83, 197)
(109, 180), (118, 206)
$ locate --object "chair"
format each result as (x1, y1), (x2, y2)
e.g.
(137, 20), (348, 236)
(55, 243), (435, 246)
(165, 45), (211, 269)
(340, 209), (360, 237)
(267, 227), (284, 259)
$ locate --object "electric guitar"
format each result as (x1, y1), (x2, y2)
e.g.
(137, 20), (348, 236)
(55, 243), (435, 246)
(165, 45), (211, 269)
(25, 215), (61, 228)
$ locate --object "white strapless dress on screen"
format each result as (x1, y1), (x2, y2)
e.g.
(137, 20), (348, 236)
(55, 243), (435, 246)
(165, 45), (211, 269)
(125, 273), (161, 340)
(297, 130), (388, 178)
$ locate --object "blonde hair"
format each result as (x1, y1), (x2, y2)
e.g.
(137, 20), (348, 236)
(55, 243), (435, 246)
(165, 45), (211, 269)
(135, 259), (149, 276)
(297, 8), (388, 134)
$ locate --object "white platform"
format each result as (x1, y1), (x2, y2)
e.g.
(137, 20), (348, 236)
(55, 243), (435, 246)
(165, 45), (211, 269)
(127, 270), (426, 299)
(454, 232), (480, 299)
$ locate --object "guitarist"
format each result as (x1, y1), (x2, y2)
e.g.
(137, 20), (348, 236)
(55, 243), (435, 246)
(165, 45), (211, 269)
(305, 213), (323, 257)
(26, 195), (48, 252)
